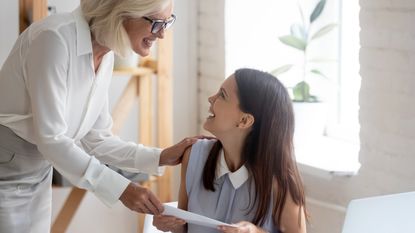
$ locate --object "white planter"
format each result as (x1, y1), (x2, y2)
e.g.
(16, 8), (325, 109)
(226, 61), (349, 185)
(293, 102), (328, 141)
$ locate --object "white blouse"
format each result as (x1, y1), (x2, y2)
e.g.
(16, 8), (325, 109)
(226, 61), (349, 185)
(0, 7), (162, 206)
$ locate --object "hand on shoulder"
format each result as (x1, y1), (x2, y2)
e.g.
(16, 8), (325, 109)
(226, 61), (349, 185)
(159, 135), (215, 166)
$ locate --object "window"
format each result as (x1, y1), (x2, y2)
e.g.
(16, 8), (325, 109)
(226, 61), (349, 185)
(225, 0), (361, 174)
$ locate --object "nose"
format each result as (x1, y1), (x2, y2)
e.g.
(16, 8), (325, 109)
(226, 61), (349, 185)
(155, 28), (165, 39)
(208, 94), (216, 104)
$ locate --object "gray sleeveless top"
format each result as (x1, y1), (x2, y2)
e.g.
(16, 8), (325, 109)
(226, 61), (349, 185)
(186, 139), (279, 233)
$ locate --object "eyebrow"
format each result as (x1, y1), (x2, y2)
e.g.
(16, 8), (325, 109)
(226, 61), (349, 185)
(220, 87), (229, 98)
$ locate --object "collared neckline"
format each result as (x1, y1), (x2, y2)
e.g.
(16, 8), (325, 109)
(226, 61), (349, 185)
(216, 150), (249, 189)
(72, 6), (93, 56)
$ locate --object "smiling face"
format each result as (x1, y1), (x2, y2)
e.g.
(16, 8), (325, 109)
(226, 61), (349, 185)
(203, 75), (246, 138)
(122, 1), (173, 56)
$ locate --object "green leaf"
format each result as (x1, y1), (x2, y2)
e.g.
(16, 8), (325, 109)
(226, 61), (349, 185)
(279, 35), (307, 51)
(311, 23), (337, 40)
(293, 81), (310, 102)
(290, 24), (307, 41)
(310, 0), (326, 23)
(310, 69), (329, 79)
(271, 65), (293, 76)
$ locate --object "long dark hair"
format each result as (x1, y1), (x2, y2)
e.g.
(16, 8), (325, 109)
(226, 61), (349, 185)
(202, 68), (306, 227)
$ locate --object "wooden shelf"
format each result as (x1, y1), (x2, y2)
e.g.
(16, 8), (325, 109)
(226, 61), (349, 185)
(113, 67), (154, 76)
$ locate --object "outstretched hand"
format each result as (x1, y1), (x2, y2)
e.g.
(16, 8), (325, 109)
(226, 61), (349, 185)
(159, 135), (215, 166)
(119, 182), (163, 215)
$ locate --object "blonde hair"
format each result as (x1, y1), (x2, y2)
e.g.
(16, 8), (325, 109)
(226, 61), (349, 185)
(80, 0), (170, 57)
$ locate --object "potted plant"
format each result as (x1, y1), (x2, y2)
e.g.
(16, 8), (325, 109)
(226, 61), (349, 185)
(272, 0), (337, 138)
(273, 0), (337, 102)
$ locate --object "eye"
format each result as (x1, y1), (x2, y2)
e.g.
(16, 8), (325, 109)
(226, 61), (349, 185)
(219, 90), (225, 98)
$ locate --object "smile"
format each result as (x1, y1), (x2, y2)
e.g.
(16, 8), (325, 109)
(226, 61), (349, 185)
(143, 38), (155, 47)
(207, 108), (215, 119)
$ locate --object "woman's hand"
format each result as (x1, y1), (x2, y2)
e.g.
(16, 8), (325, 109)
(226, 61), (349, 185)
(218, 221), (268, 233)
(119, 182), (163, 215)
(159, 135), (215, 166)
(153, 214), (186, 232)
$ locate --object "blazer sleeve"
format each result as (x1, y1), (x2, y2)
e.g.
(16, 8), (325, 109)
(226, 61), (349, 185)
(79, 92), (164, 176)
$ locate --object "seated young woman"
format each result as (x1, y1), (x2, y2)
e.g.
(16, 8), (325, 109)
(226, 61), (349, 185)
(153, 68), (308, 233)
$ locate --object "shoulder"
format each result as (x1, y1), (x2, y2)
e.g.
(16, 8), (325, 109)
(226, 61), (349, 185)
(29, 13), (75, 40)
(182, 139), (217, 167)
(25, 28), (70, 61)
(195, 138), (217, 147)
(182, 138), (218, 180)
(25, 14), (76, 57)
(190, 139), (217, 162)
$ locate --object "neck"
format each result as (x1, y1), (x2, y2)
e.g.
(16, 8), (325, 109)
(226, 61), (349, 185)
(91, 37), (110, 73)
(92, 38), (110, 60)
(220, 134), (246, 172)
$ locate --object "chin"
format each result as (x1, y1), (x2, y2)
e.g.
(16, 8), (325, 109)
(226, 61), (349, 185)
(132, 45), (150, 56)
(135, 49), (150, 57)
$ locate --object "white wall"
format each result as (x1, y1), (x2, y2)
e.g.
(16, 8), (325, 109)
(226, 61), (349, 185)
(197, 0), (226, 134)
(303, 0), (415, 232)
(172, 0), (198, 141)
(0, 0), (18, 66)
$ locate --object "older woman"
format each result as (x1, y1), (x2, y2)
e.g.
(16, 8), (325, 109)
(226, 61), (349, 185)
(0, 0), (190, 232)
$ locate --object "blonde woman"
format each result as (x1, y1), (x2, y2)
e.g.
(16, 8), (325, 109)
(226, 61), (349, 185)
(0, 0), (194, 232)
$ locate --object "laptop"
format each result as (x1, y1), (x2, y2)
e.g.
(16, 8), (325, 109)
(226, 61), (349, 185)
(341, 191), (415, 233)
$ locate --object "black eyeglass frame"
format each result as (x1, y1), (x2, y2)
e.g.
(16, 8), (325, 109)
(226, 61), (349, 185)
(143, 14), (176, 34)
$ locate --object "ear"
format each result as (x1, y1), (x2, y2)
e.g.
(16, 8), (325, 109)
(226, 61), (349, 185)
(237, 113), (255, 129)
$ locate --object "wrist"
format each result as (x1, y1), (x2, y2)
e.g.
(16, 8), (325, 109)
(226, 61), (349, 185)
(158, 150), (165, 166)
(119, 182), (133, 201)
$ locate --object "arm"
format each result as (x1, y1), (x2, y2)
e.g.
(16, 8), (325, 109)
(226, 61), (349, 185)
(177, 146), (190, 211)
(152, 146), (192, 233)
(81, 104), (200, 175)
(278, 192), (307, 233)
(80, 98), (163, 176)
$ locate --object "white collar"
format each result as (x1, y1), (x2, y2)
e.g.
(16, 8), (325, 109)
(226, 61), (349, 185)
(216, 150), (249, 189)
(72, 6), (93, 56)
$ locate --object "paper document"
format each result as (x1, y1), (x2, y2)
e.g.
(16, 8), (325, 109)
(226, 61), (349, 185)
(162, 204), (233, 229)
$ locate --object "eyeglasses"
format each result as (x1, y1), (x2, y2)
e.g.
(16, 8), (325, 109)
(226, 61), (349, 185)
(143, 14), (176, 34)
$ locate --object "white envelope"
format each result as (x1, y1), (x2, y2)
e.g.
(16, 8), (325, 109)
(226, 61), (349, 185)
(162, 205), (234, 229)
